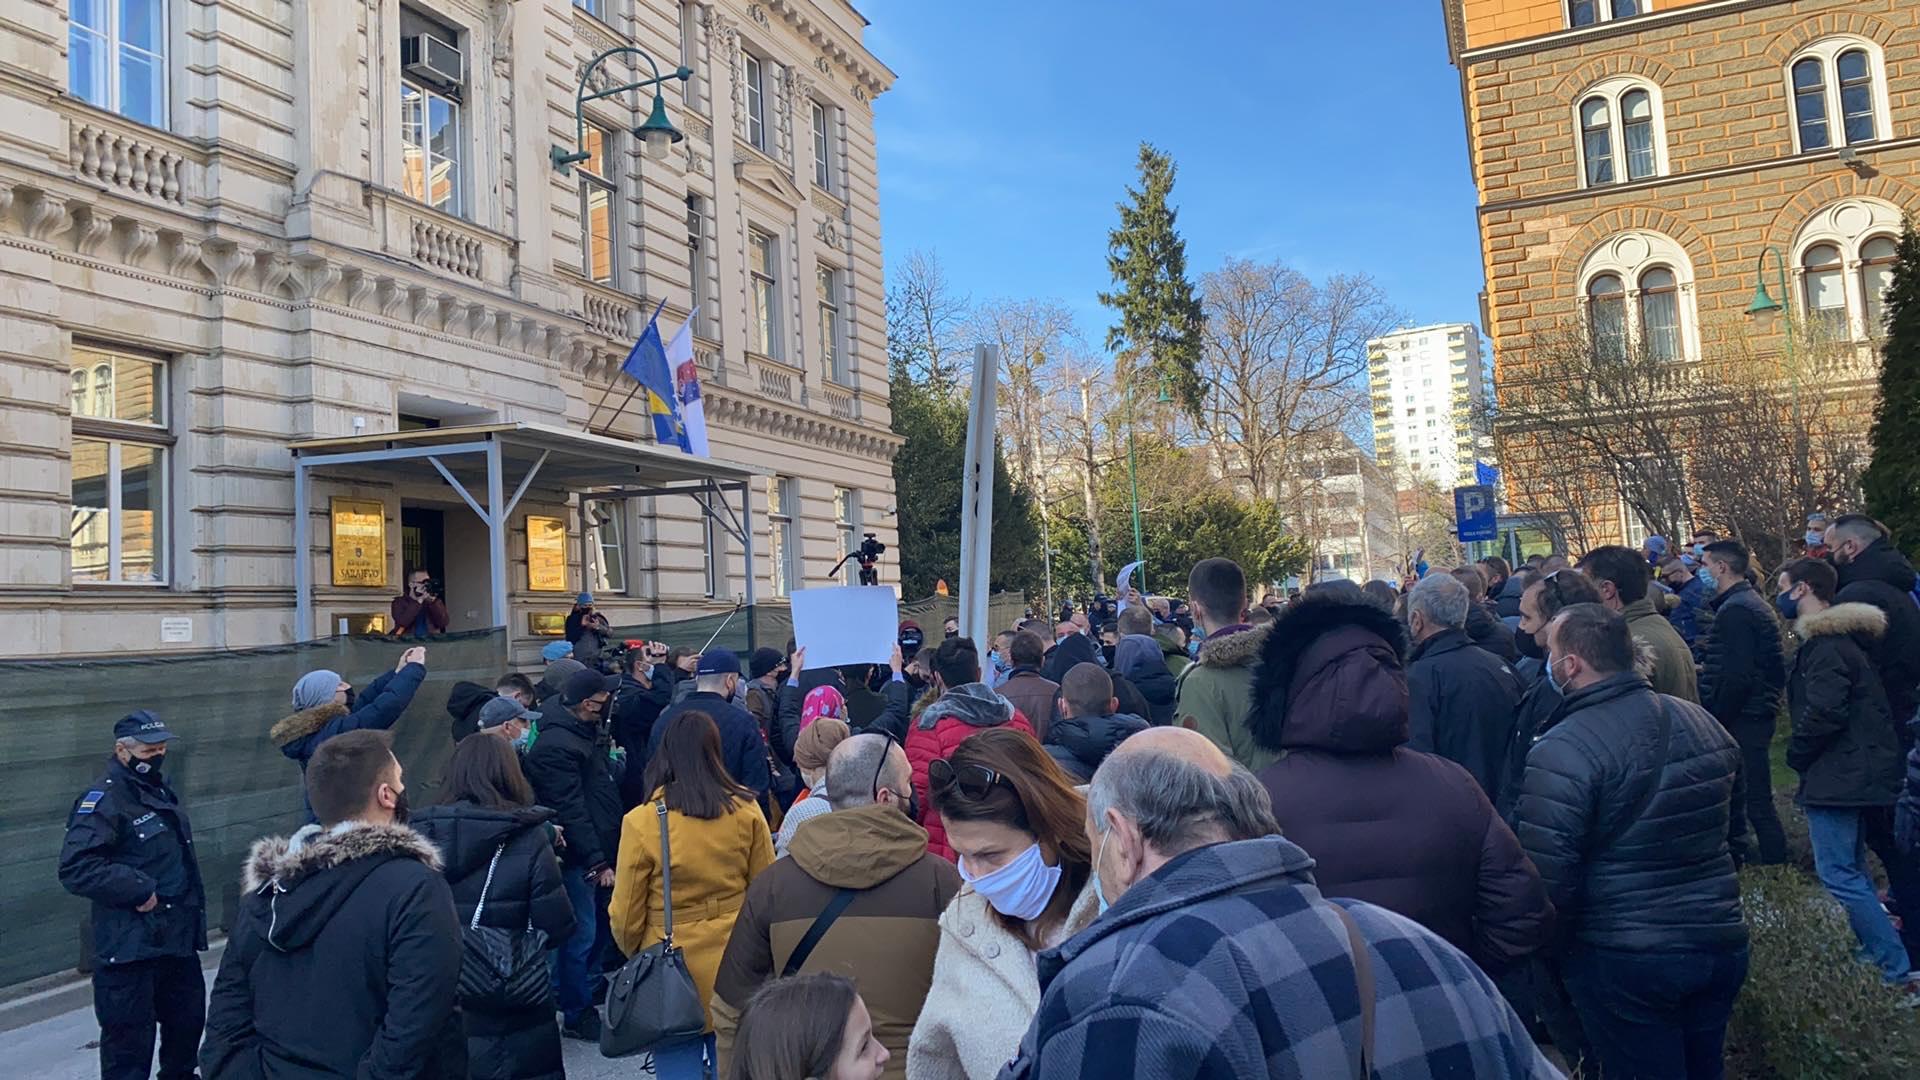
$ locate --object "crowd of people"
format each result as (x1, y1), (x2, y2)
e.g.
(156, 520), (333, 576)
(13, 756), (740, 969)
(55, 512), (1920, 1079)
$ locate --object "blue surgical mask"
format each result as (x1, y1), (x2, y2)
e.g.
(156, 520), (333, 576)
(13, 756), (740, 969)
(960, 843), (1062, 922)
(1091, 830), (1112, 916)
(1805, 530), (1826, 547)
(514, 722), (537, 754)
(1546, 654), (1567, 693)
(1775, 589), (1801, 622)
(1698, 565), (1717, 591)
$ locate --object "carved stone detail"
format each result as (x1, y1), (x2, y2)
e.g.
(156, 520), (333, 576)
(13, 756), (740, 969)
(70, 204), (114, 255)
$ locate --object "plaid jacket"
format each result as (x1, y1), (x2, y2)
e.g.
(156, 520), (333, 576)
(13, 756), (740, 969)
(996, 837), (1561, 1080)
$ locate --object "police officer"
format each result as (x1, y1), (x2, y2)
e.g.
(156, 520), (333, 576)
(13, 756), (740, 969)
(58, 710), (207, 1080)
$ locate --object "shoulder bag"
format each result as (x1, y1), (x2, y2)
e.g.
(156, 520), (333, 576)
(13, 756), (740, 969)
(456, 842), (552, 1011)
(1328, 902), (1376, 1080)
(601, 801), (708, 1058)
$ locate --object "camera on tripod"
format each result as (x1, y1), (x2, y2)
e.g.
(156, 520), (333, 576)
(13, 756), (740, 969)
(854, 532), (885, 586)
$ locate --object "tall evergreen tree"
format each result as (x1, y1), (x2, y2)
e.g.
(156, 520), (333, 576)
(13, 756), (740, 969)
(1863, 218), (1920, 557)
(1099, 143), (1207, 416)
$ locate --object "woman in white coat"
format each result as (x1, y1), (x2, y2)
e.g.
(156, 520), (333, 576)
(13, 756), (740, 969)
(907, 727), (1101, 1080)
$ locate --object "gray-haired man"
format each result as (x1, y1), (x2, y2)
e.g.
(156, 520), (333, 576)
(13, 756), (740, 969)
(999, 726), (1556, 1079)
(1406, 572), (1525, 805)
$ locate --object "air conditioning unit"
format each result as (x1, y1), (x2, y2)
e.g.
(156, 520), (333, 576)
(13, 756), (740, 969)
(402, 33), (463, 89)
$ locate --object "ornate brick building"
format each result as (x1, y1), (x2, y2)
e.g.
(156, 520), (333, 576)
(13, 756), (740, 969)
(1444, 0), (1917, 548)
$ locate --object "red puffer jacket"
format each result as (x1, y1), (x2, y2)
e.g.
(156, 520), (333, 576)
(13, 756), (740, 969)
(905, 683), (1033, 860)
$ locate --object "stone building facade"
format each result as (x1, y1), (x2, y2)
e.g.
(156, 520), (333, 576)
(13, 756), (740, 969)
(1444, 0), (1917, 546)
(0, 0), (898, 657)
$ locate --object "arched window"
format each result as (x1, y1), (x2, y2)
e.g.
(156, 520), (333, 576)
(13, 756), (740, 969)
(1588, 274), (1627, 361)
(91, 362), (112, 418)
(1569, 0), (1640, 28)
(1787, 39), (1888, 153)
(1574, 79), (1666, 187)
(1802, 244), (1847, 337)
(1639, 267), (1679, 362)
(70, 369), (87, 414)
(1860, 235), (1898, 337)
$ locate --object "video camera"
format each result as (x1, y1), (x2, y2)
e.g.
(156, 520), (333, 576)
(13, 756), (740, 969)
(853, 532), (885, 587)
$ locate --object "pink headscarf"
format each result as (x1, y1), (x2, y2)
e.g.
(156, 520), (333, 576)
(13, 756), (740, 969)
(800, 685), (847, 732)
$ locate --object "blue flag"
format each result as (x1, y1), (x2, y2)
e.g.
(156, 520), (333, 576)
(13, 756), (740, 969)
(619, 314), (686, 448)
(1475, 460), (1501, 487)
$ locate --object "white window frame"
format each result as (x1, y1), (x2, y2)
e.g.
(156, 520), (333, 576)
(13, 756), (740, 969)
(1784, 38), (1891, 155)
(400, 79), (464, 218)
(68, 0), (168, 128)
(810, 100), (832, 190)
(768, 476), (798, 597)
(586, 498), (627, 595)
(1567, 0), (1646, 28)
(749, 227), (781, 359)
(578, 123), (619, 286)
(744, 52), (767, 152)
(69, 345), (171, 586)
(1572, 78), (1668, 189)
(1791, 197), (1907, 345)
(1576, 230), (1700, 363)
(817, 263), (847, 385)
(702, 510), (724, 599)
(687, 195), (714, 339)
(678, 2), (706, 114)
(833, 487), (861, 585)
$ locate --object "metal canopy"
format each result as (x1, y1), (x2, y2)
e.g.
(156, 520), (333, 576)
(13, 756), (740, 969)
(289, 422), (764, 644)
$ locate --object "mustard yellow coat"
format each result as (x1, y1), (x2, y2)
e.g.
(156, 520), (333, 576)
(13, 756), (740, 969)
(610, 794), (773, 1024)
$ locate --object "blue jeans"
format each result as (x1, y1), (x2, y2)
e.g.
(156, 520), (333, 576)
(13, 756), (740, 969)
(551, 867), (600, 1020)
(1807, 806), (1914, 981)
(1561, 943), (1748, 1080)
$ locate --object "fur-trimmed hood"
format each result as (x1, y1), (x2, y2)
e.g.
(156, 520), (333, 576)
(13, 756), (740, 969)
(270, 702), (348, 747)
(1795, 601), (1888, 642)
(1248, 593), (1409, 754)
(240, 822), (443, 952)
(1195, 622), (1272, 670)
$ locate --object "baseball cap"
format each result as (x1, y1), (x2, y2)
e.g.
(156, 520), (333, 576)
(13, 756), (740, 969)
(561, 668), (622, 706)
(576, 592), (594, 605)
(114, 710), (173, 744)
(541, 640), (574, 663)
(477, 696), (540, 731)
(697, 648), (741, 676)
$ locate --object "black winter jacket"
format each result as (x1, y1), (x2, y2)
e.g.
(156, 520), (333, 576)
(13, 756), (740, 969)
(58, 757), (208, 966)
(613, 670), (673, 807)
(651, 691), (773, 798)
(1497, 673), (1564, 826)
(1698, 581), (1787, 741)
(1836, 538), (1920, 730)
(1494, 574), (1527, 620)
(1041, 632), (1101, 684)
(1044, 712), (1150, 782)
(1465, 603), (1520, 663)
(521, 708), (625, 873)
(1786, 603), (1903, 808)
(1407, 628), (1525, 806)
(410, 803), (575, 1080)
(446, 681), (495, 743)
(1516, 672), (1746, 953)
(201, 823), (465, 1080)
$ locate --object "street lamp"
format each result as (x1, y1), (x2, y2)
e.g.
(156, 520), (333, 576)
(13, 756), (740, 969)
(552, 47), (691, 172)
(1745, 244), (1810, 536)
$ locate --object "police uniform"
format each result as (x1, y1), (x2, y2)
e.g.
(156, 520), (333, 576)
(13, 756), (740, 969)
(57, 711), (207, 1080)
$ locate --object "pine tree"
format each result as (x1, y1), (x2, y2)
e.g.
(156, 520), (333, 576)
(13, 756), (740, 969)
(1098, 143), (1207, 416)
(1863, 218), (1920, 557)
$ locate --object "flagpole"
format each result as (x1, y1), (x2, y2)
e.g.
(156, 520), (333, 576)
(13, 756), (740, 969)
(593, 384), (644, 436)
(585, 297), (670, 432)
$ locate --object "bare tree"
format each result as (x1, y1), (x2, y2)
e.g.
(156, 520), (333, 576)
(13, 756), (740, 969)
(1390, 480), (1467, 577)
(968, 299), (1081, 493)
(885, 249), (969, 393)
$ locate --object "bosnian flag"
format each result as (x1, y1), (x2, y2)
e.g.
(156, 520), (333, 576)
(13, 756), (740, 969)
(670, 310), (708, 457)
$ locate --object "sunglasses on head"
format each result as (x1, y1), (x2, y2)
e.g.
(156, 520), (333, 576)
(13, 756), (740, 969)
(928, 758), (1011, 801)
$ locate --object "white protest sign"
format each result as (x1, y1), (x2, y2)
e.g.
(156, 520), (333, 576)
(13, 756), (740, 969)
(789, 586), (901, 669)
(1115, 561), (1143, 612)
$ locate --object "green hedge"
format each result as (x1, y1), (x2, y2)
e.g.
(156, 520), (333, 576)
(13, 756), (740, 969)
(1727, 867), (1920, 1078)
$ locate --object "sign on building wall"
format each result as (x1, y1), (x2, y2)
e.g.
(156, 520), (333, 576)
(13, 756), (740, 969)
(526, 516), (568, 592)
(330, 498), (388, 588)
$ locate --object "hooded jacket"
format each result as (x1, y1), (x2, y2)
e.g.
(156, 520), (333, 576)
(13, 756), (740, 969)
(409, 803), (574, 1080)
(1495, 573), (1528, 620)
(1835, 537), (1920, 729)
(1515, 672), (1747, 953)
(1698, 581), (1787, 742)
(997, 837), (1558, 1080)
(1044, 712), (1150, 782)
(906, 684), (1035, 860)
(1465, 602), (1520, 663)
(1039, 632), (1101, 684)
(1406, 626), (1525, 805)
(1115, 634), (1177, 726)
(711, 804), (962, 1080)
(1787, 602), (1904, 808)
(445, 681), (496, 743)
(1250, 594), (1552, 974)
(1174, 623), (1275, 771)
(200, 823), (464, 1080)
(520, 706), (624, 873)
(272, 664), (426, 769)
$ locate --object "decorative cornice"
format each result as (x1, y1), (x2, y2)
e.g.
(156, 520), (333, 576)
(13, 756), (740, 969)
(706, 388), (901, 460)
(761, 0), (893, 99)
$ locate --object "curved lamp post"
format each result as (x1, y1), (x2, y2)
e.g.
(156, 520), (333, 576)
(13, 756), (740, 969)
(1745, 245), (1811, 527)
(552, 47), (691, 172)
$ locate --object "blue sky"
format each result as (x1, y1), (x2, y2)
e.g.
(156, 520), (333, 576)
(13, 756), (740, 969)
(865, 0), (1484, 346)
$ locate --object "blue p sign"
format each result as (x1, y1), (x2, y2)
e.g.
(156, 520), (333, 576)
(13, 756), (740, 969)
(1455, 484), (1497, 543)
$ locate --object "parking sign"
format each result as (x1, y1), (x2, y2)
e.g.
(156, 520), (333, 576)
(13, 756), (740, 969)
(1455, 484), (1497, 543)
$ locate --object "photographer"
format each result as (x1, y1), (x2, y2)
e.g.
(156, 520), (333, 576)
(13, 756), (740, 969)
(390, 568), (449, 639)
(564, 592), (612, 669)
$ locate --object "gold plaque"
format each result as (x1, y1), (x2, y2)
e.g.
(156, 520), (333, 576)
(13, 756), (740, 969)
(330, 498), (388, 588)
(526, 515), (568, 592)
(528, 611), (566, 637)
(341, 612), (391, 635)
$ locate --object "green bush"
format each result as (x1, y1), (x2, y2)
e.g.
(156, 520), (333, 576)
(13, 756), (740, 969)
(1727, 867), (1920, 1078)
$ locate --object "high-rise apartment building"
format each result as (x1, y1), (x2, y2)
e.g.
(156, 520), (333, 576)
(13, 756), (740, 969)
(1442, 0), (1914, 548)
(1367, 323), (1488, 490)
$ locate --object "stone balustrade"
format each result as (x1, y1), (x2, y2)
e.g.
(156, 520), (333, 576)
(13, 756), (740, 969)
(70, 118), (192, 206)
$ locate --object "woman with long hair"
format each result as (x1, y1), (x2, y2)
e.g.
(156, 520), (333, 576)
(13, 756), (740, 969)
(727, 973), (889, 1080)
(907, 727), (1100, 1079)
(410, 734), (575, 1080)
(610, 710), (773, 1028)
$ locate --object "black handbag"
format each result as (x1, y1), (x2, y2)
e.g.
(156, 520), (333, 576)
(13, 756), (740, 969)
(601, 802), (708, 1058)
(457, 842), (552, 1011)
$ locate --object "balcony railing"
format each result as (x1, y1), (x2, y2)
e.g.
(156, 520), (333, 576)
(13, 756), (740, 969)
(67, 108), (202, 208)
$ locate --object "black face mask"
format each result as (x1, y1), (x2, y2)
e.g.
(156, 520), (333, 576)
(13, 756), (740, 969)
(391, 788), (410, 825)
(1515, 629), (1544, 660)
(342, 688), (358, 711)
(131, 753), (165, 779)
